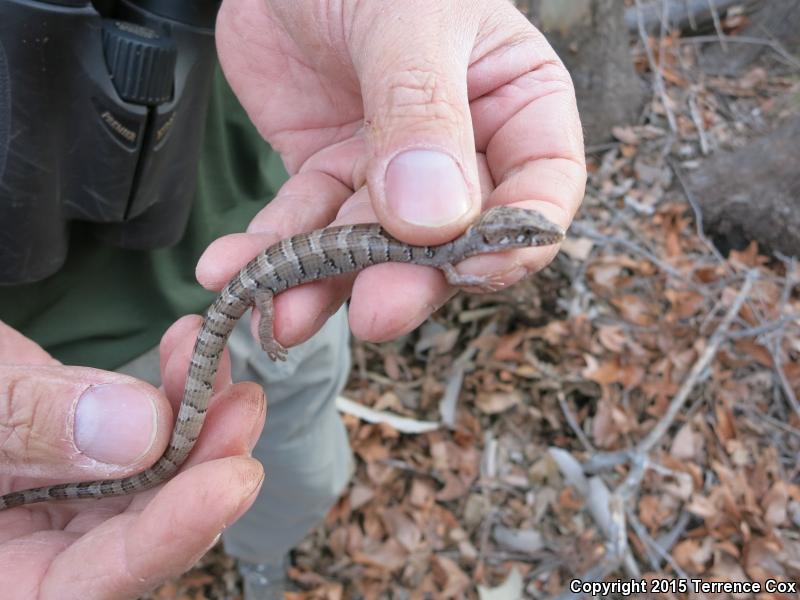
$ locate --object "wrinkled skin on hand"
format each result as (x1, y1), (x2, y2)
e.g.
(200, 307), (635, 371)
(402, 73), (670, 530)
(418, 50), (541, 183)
(201, 0), (586, 348)
(0, 319), (265, 599)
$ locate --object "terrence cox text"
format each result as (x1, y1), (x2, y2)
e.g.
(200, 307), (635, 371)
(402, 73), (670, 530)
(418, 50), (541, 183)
(569, 577), (797, 597)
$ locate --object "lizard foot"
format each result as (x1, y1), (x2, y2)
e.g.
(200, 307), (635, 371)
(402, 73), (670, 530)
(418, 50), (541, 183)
(441, 263), (508, 293)
(261, 339), (288, 362)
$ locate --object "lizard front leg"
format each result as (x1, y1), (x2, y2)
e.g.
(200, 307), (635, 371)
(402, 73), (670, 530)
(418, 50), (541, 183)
(254, 290), (288, 362)
(440, 263), (508, 293)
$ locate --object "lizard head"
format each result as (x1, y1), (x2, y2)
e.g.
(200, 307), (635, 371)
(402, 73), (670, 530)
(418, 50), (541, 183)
(467, 205), (566, 251)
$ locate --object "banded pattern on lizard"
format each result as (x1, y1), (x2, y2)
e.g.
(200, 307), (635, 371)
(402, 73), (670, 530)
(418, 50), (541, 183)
(0, 206), (564, 509)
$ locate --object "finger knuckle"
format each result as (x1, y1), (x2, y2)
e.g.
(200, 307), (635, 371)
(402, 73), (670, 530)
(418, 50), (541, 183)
(0, 372), (36, 463)
(379, 68), (465, 130)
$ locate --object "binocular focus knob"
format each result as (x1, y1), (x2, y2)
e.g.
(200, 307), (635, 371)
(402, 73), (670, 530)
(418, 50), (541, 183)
(102, 20), (177, 105)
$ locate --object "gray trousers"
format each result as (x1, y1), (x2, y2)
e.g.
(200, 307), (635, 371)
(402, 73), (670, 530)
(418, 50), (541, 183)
(119, 308), (353, 564)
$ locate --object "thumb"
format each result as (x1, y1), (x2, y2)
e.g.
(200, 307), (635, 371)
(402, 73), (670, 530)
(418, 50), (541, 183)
(353, 1), (481, 243)
(0, 365), (171, 479)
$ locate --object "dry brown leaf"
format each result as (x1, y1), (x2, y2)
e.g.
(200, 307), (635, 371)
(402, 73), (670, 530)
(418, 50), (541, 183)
(663, 472), (694, 501)
(354, 438), (390, 463)
(588, 262), (624, 289)
(707, 556), (751, 600)
(744, 536), (785, 582)
(670, 423), (702, 460)
(435, 471), (471, 502)
(328, 526), (348, 559)
(729, 241), (766, 268)
(432, 555), (471, 599)
(430, 438), (452, 470)
(557, 487), (584, 512)
(409, 478), (435, 510)
(665, 229), (683, 258)
(659, 65), (687, 87)
(560, 237), (594, 261)
(673, 537), (714, 573)
(365, 460), (396, 485)
(348, 483), (375, 511)
(176, 573), (214, 587)
(583, 357), (644, 389)
(150, 582), (179, 599)
(285, 583), (343, 600)
(591, 398), (618, 448)
(612, 125), (640, 145)
(597, 325), (627, 353)
(286, 567), (331, 588)
(353, 539), (408, 572)
(383, 352), (403, 380)
(462, 494), (487, 528)
(475, 390), (523, 415)
(591, 397), (635, 448)
(493, 330), (526, 362)
(538, 320), (571, 345)
(380, 508), (422, 553)
(733, 338), (774, 368)
(665, 288), (706, 319)
(611, 294), (656, 326)
(638, 495), (672, 531)
(477, 568), (524, 600)
(714, 402), (737, 443)
(373, 391), (403, 412)
(345, 522), (364, 557)
(762, 482), (789, 527)
(687, 494), (717, 519)
(416, 324), (463, 359)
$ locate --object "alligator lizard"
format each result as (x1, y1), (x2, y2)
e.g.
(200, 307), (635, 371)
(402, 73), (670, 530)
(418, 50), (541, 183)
(0, 206), (564, 509)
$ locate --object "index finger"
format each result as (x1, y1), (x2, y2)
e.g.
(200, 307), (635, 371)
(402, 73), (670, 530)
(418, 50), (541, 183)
(442, 6), (585, 282)
(469, 4), (585, 219)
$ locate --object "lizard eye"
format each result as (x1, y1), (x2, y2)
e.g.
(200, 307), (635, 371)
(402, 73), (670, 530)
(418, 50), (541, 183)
(516, 233), (527, 243)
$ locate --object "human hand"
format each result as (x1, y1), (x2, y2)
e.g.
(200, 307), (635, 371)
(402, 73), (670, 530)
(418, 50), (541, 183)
(201, 0), (585, 348)
(0, 319), (265, 599)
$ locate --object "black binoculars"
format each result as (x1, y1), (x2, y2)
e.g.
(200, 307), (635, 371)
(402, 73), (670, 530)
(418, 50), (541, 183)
(0, 0), (222, 284)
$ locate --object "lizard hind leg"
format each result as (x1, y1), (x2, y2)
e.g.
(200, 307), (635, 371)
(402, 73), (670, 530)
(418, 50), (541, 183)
(254, 290), (288, 362)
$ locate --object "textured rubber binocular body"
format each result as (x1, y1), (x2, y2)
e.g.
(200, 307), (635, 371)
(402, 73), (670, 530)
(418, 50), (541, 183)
(0, 0), (221, 284)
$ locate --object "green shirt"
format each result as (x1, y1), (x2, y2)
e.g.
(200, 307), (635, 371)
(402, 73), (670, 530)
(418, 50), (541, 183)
(0, 68), (288, 369)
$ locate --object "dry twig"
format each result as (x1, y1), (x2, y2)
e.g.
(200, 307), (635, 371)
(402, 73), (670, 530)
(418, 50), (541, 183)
(635, 0), (679, 132)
